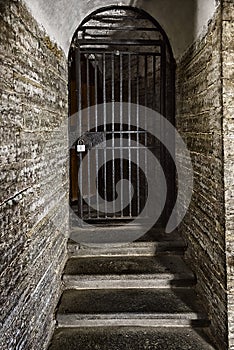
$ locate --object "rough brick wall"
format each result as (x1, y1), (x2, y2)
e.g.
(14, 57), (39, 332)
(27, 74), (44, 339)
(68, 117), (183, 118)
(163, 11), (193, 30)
(0, 1), (69, 349)
(222, 1), (234, 349)
(176, 4), (228, 349)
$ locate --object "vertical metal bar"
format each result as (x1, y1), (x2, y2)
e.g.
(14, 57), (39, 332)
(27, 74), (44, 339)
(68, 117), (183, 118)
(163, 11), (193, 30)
(75, 47), (83, 219)
(119, 52), (124, 217)
(160, 45), (166, 116)
(153, 55), (156, 111)
(128, 53), (132, 217)
(160, 45), (166, 153)
(111, 53), (115, 216)
(160, 44), (167, 224)
(68, 54), (73, 205)
(152, 54), (157, 220)
(144, 55), (148, 217)
(103, 53), (107, 217)
(86, 56), (91, 217)
(170, 58), (176, 218)
(136, 55), (140, 216)
(160, 47), (166, 172)
(94, 55), (99, 217)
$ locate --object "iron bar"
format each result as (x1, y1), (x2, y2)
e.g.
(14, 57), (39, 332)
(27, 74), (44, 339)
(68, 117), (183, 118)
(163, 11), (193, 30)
(144, 55), (148, 216)
(160, 44), (166, 172)
(111, 53), (116, 216)
(105, 131), (147, 134)
(78, 39), (163, 46)
(160, 44), (166, 116)
(136, 55), (140, 215)
(153, 55), (156, 111)
(86, 56), (91, 217)
(80, 26), (160, 32)
(128, 53), (132, 217)
(94, 146), (153, 150)
(90, 14), (151, 22)
(94, 55), (99, 217)
(103, 53), (107, 217)
(80, 49), (161, 56)
(120, 52), (124, 217)
(75, 48), (83, 220)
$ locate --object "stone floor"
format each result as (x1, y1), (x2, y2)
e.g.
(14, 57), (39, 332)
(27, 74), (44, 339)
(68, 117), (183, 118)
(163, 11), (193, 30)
(49, 327), (215, 350)
(48, 226), (216, 349)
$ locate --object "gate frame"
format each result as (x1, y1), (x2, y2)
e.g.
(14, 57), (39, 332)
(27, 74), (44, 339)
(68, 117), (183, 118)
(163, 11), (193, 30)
(68, 5), (176, 226)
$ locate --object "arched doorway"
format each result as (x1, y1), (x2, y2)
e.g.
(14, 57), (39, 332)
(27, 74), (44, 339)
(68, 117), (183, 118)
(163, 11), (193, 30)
(69, 6), (176, 230)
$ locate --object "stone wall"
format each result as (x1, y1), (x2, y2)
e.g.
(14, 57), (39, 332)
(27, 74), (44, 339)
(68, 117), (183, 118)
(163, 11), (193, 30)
(0, 1), (69, 349)
(223, 1), (234, 349)
(176, 3), (228, 349)
(1, 1), (233, 349)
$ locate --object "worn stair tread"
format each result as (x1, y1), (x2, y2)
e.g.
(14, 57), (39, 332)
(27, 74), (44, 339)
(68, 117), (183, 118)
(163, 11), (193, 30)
(68, 241), (186, 258)
(69, 227), (184, 244)
(63, 275), (195, 290)
(48, 327), (215, 350)
(58, 288), (206, 316)
(64, 255), (194, 276)
(63, 255), (195, 289)
(57, 313), (209, 328)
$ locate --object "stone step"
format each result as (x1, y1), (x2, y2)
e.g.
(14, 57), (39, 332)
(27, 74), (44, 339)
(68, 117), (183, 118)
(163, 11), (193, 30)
(57, 288), (208, 328)
(64, 255), (193, 276)
(69, 226), (185, 245)
(48, 327), (215, 350)
(63, 255), (195, 289)
(68, 241), (186, 258)
(68, 227), (186, 258)
(57, 312), (209, 328)
(53, 228), (212, 348)
(63, 273), (195, 289)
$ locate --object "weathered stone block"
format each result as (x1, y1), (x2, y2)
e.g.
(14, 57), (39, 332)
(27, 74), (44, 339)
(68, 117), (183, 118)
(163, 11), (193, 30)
(0, 1), (68, 349)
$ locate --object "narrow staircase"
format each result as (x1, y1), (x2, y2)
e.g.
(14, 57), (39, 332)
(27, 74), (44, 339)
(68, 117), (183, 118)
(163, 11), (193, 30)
(48, 228), (215, 350)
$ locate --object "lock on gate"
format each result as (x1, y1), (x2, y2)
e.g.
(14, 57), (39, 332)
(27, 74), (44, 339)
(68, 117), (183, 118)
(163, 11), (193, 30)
(76, 139), (86, 152)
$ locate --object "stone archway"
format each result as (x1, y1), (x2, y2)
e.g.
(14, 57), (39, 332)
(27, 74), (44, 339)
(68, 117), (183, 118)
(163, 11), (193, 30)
(1, 1), (233, 349)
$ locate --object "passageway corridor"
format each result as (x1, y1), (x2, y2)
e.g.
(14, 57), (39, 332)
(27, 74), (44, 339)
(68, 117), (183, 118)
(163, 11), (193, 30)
(1, 1), (233, 350)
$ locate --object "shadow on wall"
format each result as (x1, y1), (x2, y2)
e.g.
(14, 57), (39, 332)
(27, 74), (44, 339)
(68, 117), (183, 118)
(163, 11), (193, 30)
(0, 0), (11, 12)
(129, 0), (197, 60)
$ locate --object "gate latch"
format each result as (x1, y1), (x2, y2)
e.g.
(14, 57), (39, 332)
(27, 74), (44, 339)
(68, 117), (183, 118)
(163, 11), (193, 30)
(77, 139), (86, 152)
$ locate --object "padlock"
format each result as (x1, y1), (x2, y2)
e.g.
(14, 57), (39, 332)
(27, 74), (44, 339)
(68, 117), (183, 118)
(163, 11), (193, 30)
(77, 139), (86, 152)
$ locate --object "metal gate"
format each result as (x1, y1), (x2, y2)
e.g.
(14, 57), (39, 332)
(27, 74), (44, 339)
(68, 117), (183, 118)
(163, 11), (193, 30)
(69, 6), (175, 224)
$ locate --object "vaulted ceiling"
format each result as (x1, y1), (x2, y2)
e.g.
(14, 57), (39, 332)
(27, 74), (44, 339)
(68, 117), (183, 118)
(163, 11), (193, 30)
(25, 0), (217, 59)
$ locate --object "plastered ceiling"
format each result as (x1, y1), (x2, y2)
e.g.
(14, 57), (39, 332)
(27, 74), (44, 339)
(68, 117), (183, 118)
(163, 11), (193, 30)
(24, 0), (217, 59)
